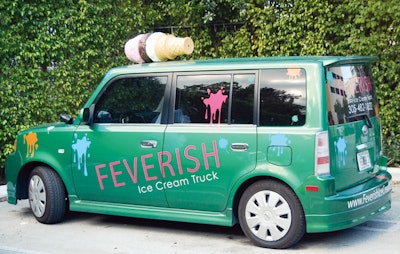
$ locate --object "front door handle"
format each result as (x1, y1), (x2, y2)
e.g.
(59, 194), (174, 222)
(230, 143), (249, 151)
(141, 140), (158, 148)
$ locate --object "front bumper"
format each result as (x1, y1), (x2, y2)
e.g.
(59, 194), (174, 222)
(5, 151), (23, 205)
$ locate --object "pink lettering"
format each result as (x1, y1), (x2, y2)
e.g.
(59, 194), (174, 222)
(184, 145), (200, 173)
(95, 164), (108, 190)
(109, 161), (126, 188)
(202, 140), (220, 170)
(366, 77), (372, 92)
(158, 151), (175, 178)
(142, 154), (157, 181)
(363, 76), (372, 92)
(123, 158), (138, 184)
(92, 141), (221, 190)
(356, 76), (372, 94)
(175, 148), (183, 175)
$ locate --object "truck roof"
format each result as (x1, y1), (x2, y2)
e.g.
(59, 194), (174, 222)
(106, 56), (377, 76)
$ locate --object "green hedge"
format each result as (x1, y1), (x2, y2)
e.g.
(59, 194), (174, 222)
(1, 0), (399, 177)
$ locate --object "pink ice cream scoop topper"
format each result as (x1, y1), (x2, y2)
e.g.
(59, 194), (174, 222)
(124, 32), (194, 64)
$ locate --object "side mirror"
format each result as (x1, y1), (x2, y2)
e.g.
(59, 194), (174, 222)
(83, 108), (90, 122)
(82, 104), (95, 124)
(60, 113), (73, 124)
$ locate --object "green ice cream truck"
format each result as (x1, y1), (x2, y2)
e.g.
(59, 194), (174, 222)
(6, 56), (391, 249)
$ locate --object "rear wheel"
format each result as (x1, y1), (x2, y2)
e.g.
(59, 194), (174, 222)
(238, 180), (305, 249)
(28, 166), (66, 224)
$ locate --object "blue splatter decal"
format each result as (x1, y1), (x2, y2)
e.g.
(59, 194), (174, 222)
(218, 138), (228, 149)
(270, 134), (291, 156)
(72, 133), (91, 176)
(334, 136), (347, 167)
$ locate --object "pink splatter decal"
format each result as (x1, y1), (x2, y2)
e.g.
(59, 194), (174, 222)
(202, 87), (228, 124)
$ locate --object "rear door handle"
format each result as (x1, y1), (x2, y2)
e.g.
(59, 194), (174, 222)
(141, 140), (158, 148)
(230, 143), (249, 151)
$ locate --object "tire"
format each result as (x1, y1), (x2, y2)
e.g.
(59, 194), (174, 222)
(238, 180), (305, 249)
(28, 166), (66, 224)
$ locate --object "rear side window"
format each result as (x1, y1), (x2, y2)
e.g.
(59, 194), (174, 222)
(259, 68), (307, 126)
(174, 73), (255, 124)
(326, 65), (378, 125)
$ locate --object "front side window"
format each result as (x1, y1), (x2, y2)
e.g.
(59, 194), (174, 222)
(326, 65), (378, 125)
(259, 68), (307, 126)
(93, 76), (167, 124)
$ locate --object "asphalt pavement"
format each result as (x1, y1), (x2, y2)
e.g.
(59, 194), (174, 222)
(0, 168), (399, 254)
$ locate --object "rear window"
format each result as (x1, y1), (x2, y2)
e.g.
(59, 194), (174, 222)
(326, 65), (379, 125)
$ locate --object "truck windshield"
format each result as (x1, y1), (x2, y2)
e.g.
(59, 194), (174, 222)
(326, 64), (379, 126)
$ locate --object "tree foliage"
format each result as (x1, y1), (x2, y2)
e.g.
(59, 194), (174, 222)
(1, 0), (399, 174)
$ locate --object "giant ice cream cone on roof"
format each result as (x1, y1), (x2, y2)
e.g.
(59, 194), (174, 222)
(124, 33), (148, 63)
(125, 32), (194, 64)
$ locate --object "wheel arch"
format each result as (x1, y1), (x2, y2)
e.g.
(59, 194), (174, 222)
(231, 175), (305, 223)
(233, 176), (307, 248)
(16, 161), (70, 201)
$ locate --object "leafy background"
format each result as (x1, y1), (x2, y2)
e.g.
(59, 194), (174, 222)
(1, 0), (399, 181)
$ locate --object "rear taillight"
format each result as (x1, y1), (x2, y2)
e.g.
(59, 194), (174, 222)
(315, 131), (330, 176)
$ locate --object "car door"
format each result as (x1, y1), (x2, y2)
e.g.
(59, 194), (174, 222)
(72, 75), (170, 207)
(162, 72), (257, 212)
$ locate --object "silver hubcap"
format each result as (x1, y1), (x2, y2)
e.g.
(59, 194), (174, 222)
(29, 175), (46, 218)
(245, 190), (292, 242)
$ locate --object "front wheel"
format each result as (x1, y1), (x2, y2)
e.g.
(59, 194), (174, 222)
(238, 180), (305, 249)
(28, 166), (67, 224)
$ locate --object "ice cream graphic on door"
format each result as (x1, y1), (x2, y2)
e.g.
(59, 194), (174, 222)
(202, 87), (228, 124)
(124, 32), (194, 64)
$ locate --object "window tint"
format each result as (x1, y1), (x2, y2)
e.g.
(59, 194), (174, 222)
(259, 69), (306, 126)
(93, 76), (167, 124)
(175, 74), (230, 124)
(326, 65), (378, 125)
(231, 74), (255, 124)
(174, 73), (255, 124)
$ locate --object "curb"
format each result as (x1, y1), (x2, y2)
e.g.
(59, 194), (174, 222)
(388, 167), (400, 184)
(0, 184), (7, 202)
